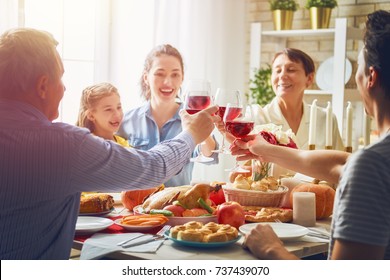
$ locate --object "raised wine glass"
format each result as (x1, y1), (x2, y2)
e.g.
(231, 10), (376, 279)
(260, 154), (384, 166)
(183, 79), (214, 163)
(224, 104), (254, 172)
(212, 88), (242, 154)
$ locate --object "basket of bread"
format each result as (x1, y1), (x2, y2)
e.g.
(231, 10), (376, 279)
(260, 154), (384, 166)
(133, 184), (218, 226)
(223, 174), (288, 207)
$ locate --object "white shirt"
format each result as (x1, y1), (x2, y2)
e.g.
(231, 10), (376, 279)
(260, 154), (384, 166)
(252, 98), (344, 178)
(253, 98), (344, 150)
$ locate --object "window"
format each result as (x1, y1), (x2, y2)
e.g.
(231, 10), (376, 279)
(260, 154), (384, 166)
(23, 0), (109, 124)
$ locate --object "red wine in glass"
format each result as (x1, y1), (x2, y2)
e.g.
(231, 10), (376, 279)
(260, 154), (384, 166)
(224, 104), (254, 173)
(222, 106), (242, 121)
(225, 121), (254, 138)
(184, 80), (213, 163)
(186, 96), (211, 114)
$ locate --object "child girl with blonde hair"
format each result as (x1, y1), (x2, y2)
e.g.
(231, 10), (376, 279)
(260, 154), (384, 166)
(77, 82), (129, 147)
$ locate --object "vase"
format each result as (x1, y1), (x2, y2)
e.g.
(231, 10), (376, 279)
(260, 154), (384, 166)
(272, 10), (294, 31)
(252, 159), (273, 181)
(309, 7), (332, 29)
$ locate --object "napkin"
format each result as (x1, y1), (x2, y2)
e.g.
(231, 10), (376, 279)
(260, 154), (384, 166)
(80, 233), (164, 260)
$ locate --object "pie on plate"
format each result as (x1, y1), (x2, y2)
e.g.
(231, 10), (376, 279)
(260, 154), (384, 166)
(243, 206), (293, 223)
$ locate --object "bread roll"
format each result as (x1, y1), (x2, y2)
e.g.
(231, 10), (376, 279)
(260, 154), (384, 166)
(177, 229), (203, 242)
(203, 232), (228, 243)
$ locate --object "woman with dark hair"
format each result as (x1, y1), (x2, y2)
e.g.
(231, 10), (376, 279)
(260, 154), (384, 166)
(233, 10), (390, 260)
(226, 48), (344, 179)
(118, 44), (218, 187)
(254, 48), (343, 151)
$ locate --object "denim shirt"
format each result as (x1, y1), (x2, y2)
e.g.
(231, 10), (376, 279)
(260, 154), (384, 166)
(117, 101), (219, 187)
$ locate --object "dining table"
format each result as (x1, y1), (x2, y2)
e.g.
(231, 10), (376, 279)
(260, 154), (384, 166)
(72, 193), (331, 260)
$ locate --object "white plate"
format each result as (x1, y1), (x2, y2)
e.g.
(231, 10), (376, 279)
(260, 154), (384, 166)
(75, 216), (113, 235)
(239, 222), (309, 241)
(133, 205), (218, 226)
(114, 218), (166, 232)
(316, 57), (352, 91)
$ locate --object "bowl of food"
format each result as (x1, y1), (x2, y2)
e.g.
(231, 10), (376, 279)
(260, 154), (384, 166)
(133, 205), (217, 226)
(134, 184), (218, 226)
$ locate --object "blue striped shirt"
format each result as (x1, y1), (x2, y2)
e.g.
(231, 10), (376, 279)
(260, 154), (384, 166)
(0, 100), (195, 259)
(329, 134), (390, 259)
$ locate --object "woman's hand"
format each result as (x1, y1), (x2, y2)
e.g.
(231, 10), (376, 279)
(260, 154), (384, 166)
(230, 134), (273, 162)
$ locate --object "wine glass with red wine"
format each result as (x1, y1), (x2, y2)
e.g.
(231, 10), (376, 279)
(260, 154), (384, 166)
(224, 103), (254, 172)
(212, 88), (242, 154)
(183, 79), (214, 163)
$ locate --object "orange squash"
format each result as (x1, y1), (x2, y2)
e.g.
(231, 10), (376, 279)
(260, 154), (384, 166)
(290, 183), (335, 219)
(121, 185), (163, 211)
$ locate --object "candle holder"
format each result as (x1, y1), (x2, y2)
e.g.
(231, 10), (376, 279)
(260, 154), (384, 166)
(325, 146), (332, 150)
(309, 144), (316, 150)
(345, 146), (352, 153)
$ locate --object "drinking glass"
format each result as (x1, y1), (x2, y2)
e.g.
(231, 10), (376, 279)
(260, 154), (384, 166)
(212, 88), (242, 154)
(224, 104), (254, 172)
(183, 79), (214, 163)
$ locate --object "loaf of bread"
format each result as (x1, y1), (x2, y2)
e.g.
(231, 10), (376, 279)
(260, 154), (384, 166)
(79, 193), (114, 213)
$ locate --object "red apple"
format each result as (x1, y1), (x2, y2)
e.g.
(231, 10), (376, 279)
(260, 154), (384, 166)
(163, 204), (185, 217)
(216, 201), (245, 229)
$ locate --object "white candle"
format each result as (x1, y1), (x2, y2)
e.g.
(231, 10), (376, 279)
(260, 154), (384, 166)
(363, 112), (371, 146)
(345, 102), (353, 147)
(293, 192), (316, 227)
(325, 101), (333, 147)
(308, 99), (317, 146)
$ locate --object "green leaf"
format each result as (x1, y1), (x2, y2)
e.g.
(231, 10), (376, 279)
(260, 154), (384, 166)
(247, 64), (275, 107)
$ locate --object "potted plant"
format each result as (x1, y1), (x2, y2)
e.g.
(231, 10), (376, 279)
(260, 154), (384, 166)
(305, 0), (338, 29)
(269, 0), (299, 30)
(247, 64), (275, 107)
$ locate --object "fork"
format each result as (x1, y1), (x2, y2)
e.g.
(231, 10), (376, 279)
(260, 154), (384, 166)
(156, 224), (171, 236)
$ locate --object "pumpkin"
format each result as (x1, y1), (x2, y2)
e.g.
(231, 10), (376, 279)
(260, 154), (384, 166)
(121, 185), (164, 211)
(290, 183), (335, 219)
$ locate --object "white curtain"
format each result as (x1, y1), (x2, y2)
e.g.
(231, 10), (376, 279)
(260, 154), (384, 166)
(110, 0), (248, 181)
(0, 0), (22, 32)
(110, 0), (246, 183)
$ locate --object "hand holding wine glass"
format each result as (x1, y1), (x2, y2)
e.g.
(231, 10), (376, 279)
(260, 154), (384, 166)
(183, 79), (214, 163)
(224, 104), (254, 172)
(212, 88), (242, 154)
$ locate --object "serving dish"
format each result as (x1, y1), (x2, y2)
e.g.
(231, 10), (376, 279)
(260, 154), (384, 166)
(239, 222), (309, 241)
(164, 230), (241, 248)
(133, 205), (217, 226)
